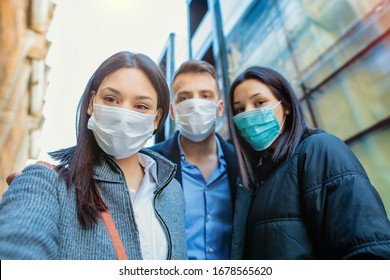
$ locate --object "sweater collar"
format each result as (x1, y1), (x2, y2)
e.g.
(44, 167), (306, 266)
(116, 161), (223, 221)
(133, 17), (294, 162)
(93, 149), (176, 187)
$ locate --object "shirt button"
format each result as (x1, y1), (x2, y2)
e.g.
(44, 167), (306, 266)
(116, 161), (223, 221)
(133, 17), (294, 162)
(208, 247), (214, 253)
(207, 214), (212, 220)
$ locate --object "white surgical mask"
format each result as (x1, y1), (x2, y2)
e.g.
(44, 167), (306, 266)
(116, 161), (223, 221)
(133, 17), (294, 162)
(87, 103), (156, 159)
(173, 99), (218, 142)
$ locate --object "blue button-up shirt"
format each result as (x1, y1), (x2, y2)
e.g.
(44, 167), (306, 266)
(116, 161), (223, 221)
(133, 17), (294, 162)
(178, 134), (233, 260)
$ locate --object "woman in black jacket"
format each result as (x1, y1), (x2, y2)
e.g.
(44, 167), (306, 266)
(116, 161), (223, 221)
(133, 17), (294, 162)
(228, 66), (390, 259)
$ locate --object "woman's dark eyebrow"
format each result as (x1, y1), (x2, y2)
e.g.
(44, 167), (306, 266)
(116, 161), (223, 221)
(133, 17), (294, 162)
(135, 95), (153, 101)
(101, 87), (121, 95)
(234, 92), (262, 104)
(249, 92), (262, 100)
(101, 87), (153, 101)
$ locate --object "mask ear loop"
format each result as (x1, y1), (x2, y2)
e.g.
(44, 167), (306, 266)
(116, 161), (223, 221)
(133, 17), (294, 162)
(272, 100), (282, 109)
(273, 100), (286, 132)
(87, 91), (97, 119)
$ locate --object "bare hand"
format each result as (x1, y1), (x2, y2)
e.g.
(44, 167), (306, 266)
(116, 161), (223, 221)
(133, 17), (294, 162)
(6, 161), (56, 186)
(6, 172), (22, 186)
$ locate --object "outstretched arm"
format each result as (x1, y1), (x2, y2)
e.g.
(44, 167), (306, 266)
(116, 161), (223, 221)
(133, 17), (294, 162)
(0, 164), (61, 259)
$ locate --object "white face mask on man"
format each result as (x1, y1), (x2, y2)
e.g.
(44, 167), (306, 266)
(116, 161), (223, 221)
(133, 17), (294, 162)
(173, 99), (218, 142)
(87, 103), (156, 159)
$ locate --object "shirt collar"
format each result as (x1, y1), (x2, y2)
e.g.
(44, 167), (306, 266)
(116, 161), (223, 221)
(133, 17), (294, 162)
(177, 132), (225, 162)
(138, 153), (158, 183)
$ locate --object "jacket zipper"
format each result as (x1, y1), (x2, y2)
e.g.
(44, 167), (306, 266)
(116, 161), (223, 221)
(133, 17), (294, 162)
(106, 156), (143, 258)
(153, 165), (176, 260)
(107, 155), (177, 260)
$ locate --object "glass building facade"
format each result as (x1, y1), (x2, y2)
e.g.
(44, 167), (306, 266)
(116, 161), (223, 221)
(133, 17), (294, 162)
(159, 0), (390, 215)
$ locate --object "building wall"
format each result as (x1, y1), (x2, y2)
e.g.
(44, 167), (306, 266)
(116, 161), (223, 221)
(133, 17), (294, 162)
(187, 0), (390, 215)
(0, 0), (55, 197)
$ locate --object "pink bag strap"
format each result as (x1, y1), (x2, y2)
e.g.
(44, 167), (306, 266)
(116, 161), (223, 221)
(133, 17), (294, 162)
(101, 211), (128, 260)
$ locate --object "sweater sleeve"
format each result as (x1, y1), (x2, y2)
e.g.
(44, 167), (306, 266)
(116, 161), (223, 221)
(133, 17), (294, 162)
(298, 133), (390, 259)
(0, 164), (62, 259)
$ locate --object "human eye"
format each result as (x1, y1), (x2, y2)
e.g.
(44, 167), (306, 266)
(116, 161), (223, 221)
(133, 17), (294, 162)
(202, 90), (217, 100)
(233, 107), (244, 115)
(255, 100), (266, 108)
(103, 96), (119, 104)
(134, 103), (150, 111)
(177, 94), (190, 103)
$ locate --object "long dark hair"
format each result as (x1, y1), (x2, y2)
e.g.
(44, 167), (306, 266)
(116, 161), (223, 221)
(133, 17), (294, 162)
(227, 66), (308, 188)
(50, 51), (170, 227)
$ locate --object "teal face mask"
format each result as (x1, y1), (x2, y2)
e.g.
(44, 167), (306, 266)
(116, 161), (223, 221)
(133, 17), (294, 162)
(233, 101), (283, 151)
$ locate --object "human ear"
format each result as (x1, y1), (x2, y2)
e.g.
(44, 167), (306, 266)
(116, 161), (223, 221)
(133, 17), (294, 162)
(154, 108), (163, 131)
(284, 105), (291, 115)
(87, 91), (96, 116)
(169, 103), (175, 120)
(216, 100), (224, 117)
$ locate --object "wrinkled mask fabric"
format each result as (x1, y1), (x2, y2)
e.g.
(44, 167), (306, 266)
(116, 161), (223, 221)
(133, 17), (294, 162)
(174, 99), (218, 142)
(233, 101), (282, 151)
(87, 103), (156, 159)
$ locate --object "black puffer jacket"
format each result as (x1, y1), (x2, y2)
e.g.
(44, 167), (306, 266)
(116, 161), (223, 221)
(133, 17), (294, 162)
(239, 131), (390, 259)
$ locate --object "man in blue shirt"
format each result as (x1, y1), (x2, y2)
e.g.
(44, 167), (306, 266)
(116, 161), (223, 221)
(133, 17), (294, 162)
(150, 60), (239, 260)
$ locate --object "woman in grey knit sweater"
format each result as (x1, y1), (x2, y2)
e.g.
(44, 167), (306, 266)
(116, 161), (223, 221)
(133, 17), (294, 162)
(0, 51), (188, 260)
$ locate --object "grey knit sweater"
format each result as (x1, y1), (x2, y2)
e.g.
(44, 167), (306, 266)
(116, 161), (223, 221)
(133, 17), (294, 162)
(0, 149), (188, 260)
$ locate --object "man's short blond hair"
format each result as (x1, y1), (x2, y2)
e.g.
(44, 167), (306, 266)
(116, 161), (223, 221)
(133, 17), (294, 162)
(172, 60), (217, 85)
